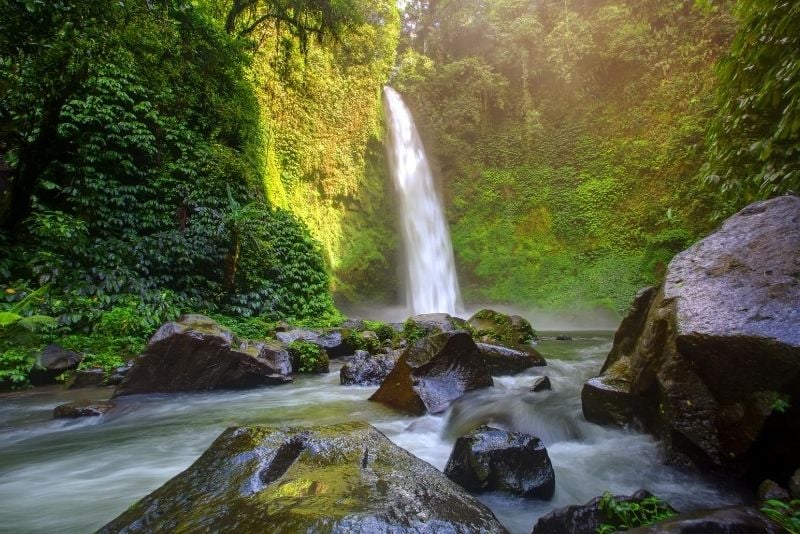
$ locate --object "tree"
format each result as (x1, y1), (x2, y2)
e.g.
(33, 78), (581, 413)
(705, 0), (800, 208)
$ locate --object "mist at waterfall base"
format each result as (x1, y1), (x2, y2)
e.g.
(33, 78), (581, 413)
(0, 335), (742, 533)
(384, 86), (461, 317)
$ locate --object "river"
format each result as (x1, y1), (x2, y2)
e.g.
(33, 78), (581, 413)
(0, 332), (741, 533)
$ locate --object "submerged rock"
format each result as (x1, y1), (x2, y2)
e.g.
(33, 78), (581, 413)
(530, 376), (551, 392)
(626, 506), (783, 533)
(444, 426), (555, 499)
(99, 422), (508, 533)
(114, 315), (292, 396)
(531, 490), (675, 534)
(468, 309), (536, 345)
(369, 331), (494, 414)
(581, 196), (800, 482)
(476, 342), (546, 375)
(340, 350), (398, 386)
(53, 400), (115, 418)
(29, 344), (83, 385)
(105, 361), (134, 386)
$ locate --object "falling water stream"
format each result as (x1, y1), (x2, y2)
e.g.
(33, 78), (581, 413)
(0, 334), (741, 533)
(384, 87), (461, 316)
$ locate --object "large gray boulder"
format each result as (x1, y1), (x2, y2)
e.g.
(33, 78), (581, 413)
(370, 331), (494, 414)
(114, 315), (292, 396)
(340, 350), (399, 386)
(29, 344), (83, 385)
(582, 196), (800, 482)
(468, 309), (537, 345)
(99, 422), (508, 533)
(402, 313), (472, 341)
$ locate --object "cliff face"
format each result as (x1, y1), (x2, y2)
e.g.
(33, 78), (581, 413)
(252, 1), (402, 304)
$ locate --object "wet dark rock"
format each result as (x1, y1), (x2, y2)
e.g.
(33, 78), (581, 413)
(340, 318), (365, 330)
(68, 368), (106, 389)
(791, 468), (800, 499)
(276, 328), (354, 358)
(29, 344), (83, 385)
(530, 376), (551, 392)
(114, 315), (292, 396)
(476, 342), (546, 375)
(370, 331), (494, 415)
(99, 422), (508, 533)
(468, 309), (537, 345)
(757, 479), (790, 503)
(555, 335), (573, 341)
(581, 196), (800, 483)
(444, 426), (555, 499)
(53, 400), (115, 418)
(531, 490), (674, 534)
(402, 313), (471, 341)
(340, 350), (398, 386)
(626, 506), (784, 534)
(105, 361), (134, 386)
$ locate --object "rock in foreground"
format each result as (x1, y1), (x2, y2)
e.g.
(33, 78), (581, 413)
(626, 506), (784, 533)
(115, 315), (292, 396)
(370, 331), (494, 414)
(99, 422), (508, 533)
(531, 490), (675, 534)
(444, 426), (555, 499)
(582, 196), (800, 482)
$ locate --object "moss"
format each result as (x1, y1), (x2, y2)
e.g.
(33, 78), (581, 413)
(363, 320), (396, 343)
(287, 341), (329, 374)
(469, 309), (536, 345)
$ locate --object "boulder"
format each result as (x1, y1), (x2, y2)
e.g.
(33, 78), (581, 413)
(29, 344), (83, 385)
(369, 331), (494, 414)
(402, 313), (471, 341)
(476, 342), (546, 375)
(531, 490), (675, 534)
(53, 400), (115, 418)
(340, 350), (398, 386)
(757, 480), (790, 503)
(468, 309), (536, 345)
(276, 328), (354, 358)
(68, 368), (106, 389)
(114, 315), (292, 396)
(555, 335), (573, 341)
(531, 376), (551, 392)
(99, 422), (508, 533)
(791, 468), (800, 499)
(581, 196), (800, 482)
(105, 361), (133, 386)
(626, 506), (784, 534)
(444, 426), (555, 499)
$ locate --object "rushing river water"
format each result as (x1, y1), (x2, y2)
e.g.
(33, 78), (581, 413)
(0, 333), (741, 533)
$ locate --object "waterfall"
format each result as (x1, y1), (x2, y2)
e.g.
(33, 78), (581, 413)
(383, 86), (461, 316)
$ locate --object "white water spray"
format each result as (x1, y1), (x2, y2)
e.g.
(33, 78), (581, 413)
(384, 86), (461, 316)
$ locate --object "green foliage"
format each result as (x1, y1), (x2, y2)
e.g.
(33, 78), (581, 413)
(402, 319), (428, 343)
(288, 340), (328, 373)
(399, 0), (734, 312)
(0, 347), (36, 387)
(0, 288), (58, 387)
(761, 499), (800, 534)
(705, 0), (800, 211)
(212, 314), (278, 341)
(772, 393), (791, 414)
(596, 492), (676, 533)
(363, 320), (395, 343)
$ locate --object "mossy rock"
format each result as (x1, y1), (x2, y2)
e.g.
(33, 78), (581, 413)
(402, 313), (473, 343)
(468, 309), (536, 345)
(288, 341), (329, 374)
(99, 422), (508, 533)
